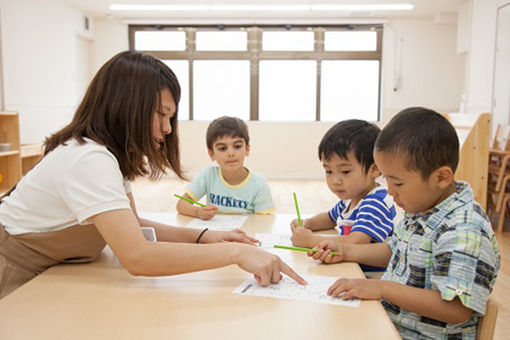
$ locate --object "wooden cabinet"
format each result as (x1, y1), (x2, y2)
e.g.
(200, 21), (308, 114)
(0, 112), (21, 196)
(0, 111), (43, 196)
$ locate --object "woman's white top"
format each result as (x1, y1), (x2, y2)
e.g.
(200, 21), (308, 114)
(0, 138), (132, 235)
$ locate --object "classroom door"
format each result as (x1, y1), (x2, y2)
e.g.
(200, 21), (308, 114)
(492, 3), (510, 130)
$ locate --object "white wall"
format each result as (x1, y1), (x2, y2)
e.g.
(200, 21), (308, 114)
(465, 0), (499, 114)
(91, 17), (128, 74)
(76, 36), (92, 101)
(462, 0), (510, 133)
(382, 19), (465, 121)
(0, 0), (93, 143)
(492, 3), (510, 129)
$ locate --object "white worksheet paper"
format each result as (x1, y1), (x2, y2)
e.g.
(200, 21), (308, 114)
(255, 233), (292, 248)
(186, 215), (248, 231)
(233, 275), (360, 307)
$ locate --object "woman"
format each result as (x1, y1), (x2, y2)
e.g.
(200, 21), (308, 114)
(0, 51), (304, 299)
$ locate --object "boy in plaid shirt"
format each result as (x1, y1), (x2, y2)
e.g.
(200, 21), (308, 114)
(309, 107), (500, 339)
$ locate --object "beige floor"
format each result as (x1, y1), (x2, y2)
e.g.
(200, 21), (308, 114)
(132, 177), (510, 340)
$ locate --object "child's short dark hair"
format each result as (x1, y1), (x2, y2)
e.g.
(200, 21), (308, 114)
(375, 107), (459, 179)
(206, 116), (250, 150)
(318, 119), (381, 173)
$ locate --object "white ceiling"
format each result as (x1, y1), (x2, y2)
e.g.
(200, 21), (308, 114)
(64, 0), (467, 21)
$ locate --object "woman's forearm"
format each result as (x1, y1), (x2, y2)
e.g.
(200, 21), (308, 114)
(94, 209), (235, 276)
(124, 241), (242, 276)
(138, 217), (201, 243)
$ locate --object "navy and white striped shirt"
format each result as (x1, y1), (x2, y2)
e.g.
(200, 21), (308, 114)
(328, 186), (396, 242)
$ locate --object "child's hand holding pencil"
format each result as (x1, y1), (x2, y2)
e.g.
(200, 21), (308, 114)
(174, 194), (217, 220)
(308, 240), (344, 264)
(290, 226), (320, 248)
(197, 205), (218, 220)
(290, 218), (312, 230)
(289, 192), (311, 230)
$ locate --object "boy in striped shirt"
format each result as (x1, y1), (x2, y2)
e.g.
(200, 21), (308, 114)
(290, 120), (396, 270)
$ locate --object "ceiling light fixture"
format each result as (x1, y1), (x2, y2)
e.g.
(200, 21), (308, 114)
(110, 4), (209, 11)
(109, 3), (414, 12)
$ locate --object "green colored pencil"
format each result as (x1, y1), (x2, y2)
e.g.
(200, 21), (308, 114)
(274, 244), (337, 256)
(293, 192), (302, 227)
(174, 194), (207, 207)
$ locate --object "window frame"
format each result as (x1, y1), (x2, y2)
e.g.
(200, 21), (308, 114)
(129, 24), (383, 121)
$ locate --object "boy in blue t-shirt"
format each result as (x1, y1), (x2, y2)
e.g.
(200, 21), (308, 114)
(176, 116), (274, 220)
(310, 108), (500, 339)
(290, 120), (396, 253)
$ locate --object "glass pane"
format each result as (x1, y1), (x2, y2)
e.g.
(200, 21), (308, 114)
(134, 31), (186, 51)
(196, 31), (247, 51)
(262, 31), (314, 51)
(193, 60), (250, 120)
(259, 60), (316, 121)
(162, 60), (189, 120)
(324, 31), (377, 51)
(320, 60), (379, 121)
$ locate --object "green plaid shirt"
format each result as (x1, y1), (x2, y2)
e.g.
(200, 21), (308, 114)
(381, 181), (500, 340)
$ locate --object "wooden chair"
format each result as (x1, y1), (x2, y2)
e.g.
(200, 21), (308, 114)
(497, 192), (510, 232)
(493, 174), (510, 232)
(446, 113), (491, 210)
(477, 297), (499, 340)
(487, 124), (510, 216)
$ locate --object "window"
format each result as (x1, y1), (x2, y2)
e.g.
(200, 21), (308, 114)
(134, 31), (186, 51)
(262, 31), (314, 51)
(259, 60), (316, 121)
(321, 60), (380, 121)
(162, 60), (190, 120)
(131, 25), (383, 121)
(196, 31), (247, 51)
(324, 31), (377, 51)
(193, 60), (250, 120)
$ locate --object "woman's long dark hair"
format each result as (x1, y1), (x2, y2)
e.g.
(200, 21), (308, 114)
(44, 51), (184, 181)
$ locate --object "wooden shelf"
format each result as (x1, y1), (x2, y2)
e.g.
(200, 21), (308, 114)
(0, 150), (19, 157)
(0, 113), (41, 185)
(21, 144), (43, 158)
(0, 111), (18, 116)
(0, 112), (22, 190)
